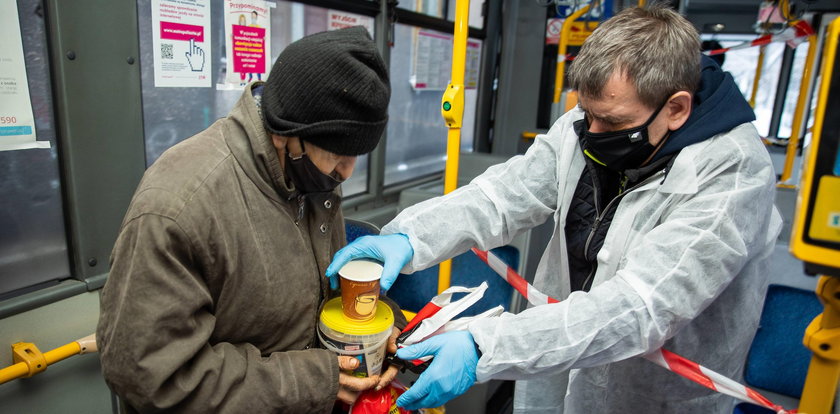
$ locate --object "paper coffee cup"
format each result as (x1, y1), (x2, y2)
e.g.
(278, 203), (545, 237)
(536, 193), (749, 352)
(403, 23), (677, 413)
(338, 260), (383, 322)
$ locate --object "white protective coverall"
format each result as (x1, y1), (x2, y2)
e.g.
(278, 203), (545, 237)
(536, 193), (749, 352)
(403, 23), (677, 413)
(381, 107), (783, 413)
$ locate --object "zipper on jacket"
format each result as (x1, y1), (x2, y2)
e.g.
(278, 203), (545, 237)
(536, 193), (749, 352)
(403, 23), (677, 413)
(580, 170), (664, 291)
(619, 174), (630, 194)
(590, 167), (602, 215)
(580, 165), (603, 292)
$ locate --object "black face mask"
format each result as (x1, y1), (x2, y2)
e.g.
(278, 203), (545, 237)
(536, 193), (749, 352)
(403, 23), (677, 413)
(284, 141), (343, 195)
(575, 100), (668, 172)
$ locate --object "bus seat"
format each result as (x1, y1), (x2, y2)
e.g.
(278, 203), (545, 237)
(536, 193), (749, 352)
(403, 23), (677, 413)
(733, 284), (822, 414)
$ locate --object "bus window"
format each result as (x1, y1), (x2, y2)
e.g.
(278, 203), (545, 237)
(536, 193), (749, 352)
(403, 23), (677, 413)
(701, 34), (785, 137)
(384, 24), (479, 186)
(0, 1), (70, 298)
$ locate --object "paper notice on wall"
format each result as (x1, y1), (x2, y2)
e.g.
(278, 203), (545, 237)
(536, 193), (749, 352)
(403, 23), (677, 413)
(151, 0), (211, 87)
(411, 30), (481, 91)
(327, 10), (374, 36)
(411, 30), (452, 91)
(221, 0), (271, 90)
(465, 39), (482, 89)
(0, 0), (48, 151)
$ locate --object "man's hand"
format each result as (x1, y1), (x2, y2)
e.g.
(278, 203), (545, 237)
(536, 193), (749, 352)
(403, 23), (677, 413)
(337, 356), (380, 405)
(375, 327), (402, 391)
(395, 331), (479, 410)
(326, 234), (413, 291)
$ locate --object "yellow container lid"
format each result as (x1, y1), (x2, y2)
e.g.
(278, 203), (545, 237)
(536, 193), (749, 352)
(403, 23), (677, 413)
(320, 297), (394, 335)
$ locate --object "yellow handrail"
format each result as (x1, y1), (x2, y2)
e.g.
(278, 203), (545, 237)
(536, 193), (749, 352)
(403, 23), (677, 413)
(749, 45), (766, 108)
(553, 5), (590, 104)
(437, 0), (470, 293)
(779, 30), (818, 184)
(0, 334), (97, 385)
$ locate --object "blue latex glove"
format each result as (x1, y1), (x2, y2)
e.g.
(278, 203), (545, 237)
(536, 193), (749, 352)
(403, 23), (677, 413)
(395, 331), (479, 410)
(326, 233), (413, 291)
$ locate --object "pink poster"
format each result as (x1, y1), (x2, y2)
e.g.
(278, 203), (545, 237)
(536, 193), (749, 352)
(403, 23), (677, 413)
(231, 25), (266, 74)
(223, 1), (271, 89)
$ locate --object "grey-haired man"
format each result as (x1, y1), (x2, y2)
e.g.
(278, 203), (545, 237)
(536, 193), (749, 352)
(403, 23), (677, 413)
(328, 5), (782, 413)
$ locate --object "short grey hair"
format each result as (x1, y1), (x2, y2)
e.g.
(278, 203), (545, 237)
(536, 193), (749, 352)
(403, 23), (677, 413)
(567, 3), (701, 109)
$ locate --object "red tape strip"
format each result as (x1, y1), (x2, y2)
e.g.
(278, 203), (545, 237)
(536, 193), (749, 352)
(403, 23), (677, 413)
(660, 349), (716, 391)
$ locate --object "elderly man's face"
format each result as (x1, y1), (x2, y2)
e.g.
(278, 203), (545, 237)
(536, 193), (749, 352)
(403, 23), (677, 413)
(304, 140), (357, 181)
(577, 72), (672, 147)
(271, 135), (358, 181)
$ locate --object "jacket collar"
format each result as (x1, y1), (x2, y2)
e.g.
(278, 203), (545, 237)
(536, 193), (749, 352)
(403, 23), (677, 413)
(623, 153), (674, 183)
(226, 82), (296, 203)
(613, 139), (708, 196)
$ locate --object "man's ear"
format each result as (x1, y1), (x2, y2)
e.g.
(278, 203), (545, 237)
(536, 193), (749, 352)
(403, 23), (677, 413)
(666, 91), (692, 131)
(271, 134), (288, 152)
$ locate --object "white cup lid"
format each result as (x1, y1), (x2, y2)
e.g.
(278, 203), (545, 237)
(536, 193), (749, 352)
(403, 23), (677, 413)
(339, 260), (383, 282)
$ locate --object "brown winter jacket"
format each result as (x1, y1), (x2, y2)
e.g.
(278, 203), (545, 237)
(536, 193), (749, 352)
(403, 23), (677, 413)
(97, 83), (405, 413)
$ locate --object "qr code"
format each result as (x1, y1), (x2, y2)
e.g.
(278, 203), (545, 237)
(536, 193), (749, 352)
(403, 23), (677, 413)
(161, 43), (173, 59)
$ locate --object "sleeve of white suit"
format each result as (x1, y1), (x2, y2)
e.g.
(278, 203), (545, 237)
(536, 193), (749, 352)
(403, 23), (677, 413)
(466, 132), (777, 382)
(381, 113), (578, 273)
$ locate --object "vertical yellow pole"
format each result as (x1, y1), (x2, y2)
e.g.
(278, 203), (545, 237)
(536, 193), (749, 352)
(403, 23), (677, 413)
(553, 5), (590, 105)
(749, 45), (766, 108)
(779, 32), (817, 184)
(438, 0), (470, 293)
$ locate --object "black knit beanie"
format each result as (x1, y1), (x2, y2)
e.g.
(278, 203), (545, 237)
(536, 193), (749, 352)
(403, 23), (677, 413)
(262, 26), (390, 156)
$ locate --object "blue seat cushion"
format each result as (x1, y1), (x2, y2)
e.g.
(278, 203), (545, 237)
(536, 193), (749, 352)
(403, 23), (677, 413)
(345, 221), (379, 243)
(388, 246), (519, 317)
(744, 284), (822, 398)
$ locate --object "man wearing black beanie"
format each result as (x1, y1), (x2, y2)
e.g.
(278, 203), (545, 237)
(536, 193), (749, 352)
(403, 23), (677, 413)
(98, 26), (406, 414)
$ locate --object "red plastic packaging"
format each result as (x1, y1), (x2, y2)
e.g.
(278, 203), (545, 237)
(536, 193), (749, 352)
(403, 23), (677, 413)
(349, 381), (413, 414)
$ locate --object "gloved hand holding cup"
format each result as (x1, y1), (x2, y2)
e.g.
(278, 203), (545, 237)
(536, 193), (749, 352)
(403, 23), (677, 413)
(327, 233), (414, 291)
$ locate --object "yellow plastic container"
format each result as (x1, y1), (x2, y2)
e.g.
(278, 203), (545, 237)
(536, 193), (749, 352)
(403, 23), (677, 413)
(318, 297), (394, 378)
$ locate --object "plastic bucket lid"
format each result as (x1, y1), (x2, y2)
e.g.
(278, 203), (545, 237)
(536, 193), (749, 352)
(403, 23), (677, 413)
(319, 297), (393, 335)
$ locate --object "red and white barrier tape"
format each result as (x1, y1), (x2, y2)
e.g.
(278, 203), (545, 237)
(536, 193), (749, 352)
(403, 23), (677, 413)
(704, 20), (814, 57)
(645, 349), (793, 413)
(470, 247), (796, 414)
(561, 21), (813, 62)
(472, 249), (559, 305)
